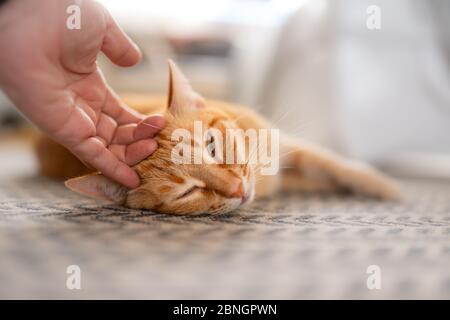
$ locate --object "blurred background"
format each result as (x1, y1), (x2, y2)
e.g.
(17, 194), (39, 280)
(1, 0), (450, 300)
(1, 0), (450, 177)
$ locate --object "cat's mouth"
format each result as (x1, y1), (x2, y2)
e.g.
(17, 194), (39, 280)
(240, 187), (255, 206)
(241, 194), (250, 204)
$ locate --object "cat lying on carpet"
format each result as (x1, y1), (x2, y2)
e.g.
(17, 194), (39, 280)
(35, 60), (400, 215)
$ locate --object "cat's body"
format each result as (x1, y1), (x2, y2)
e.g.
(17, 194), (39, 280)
(36, 61), (399, 214)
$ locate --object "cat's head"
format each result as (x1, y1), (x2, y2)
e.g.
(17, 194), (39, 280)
(65, 60), (255, 214)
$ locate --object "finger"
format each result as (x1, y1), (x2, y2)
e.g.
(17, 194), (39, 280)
(112, 115), (166, 144)
(134, 115), (166, 140)
(71, 137), (140, 188)
(51, 104), (96, 145)
(112, 124), (137, 145)
(96, 113), (117, 145)
(109, 139), (158, 166)
(126, 139), (158, 165)
(103, 89), (144, 124)
(102, 12), (142, 67)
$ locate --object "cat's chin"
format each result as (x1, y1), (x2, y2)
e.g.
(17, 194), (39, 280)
(217, 191), (255, 214)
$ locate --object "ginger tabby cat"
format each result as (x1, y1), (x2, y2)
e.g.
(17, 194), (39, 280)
(35, 60), (400, 215)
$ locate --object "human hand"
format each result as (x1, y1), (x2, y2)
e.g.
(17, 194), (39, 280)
(0, 0), (165, 188)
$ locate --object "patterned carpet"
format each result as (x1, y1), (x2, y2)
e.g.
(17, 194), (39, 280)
(0, 142), (449, 299)
(0, 174), (450, 299)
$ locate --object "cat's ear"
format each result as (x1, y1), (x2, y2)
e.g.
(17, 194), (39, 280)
(167, 59), (205, 116)
(65, 174), (128, 205)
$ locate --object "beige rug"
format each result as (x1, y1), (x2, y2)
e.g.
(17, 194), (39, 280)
(0, 142), (449, 299)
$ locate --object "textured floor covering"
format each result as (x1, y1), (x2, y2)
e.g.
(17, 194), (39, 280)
(0, 141), (450, 299)
(0, 142), (449, 299)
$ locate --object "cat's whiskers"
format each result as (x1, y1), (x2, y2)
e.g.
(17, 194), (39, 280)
(242, 107), (309, 167)
(281, 122), (313, 137)
(278, 149), (299, 159)
(269, 107), (293, 130)
(246, 144), (258, 165)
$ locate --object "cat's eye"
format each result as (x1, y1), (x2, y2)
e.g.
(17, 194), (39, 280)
(206, 135), (216, 158)
(177, 186), (200, 199)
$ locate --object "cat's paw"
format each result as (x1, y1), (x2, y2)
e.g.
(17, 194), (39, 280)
(339, 161), (401, 200)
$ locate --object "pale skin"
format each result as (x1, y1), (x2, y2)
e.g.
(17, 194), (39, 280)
(0, 0), (166, 188)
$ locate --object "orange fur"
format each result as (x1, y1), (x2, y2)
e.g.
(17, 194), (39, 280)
(36, 61), (400, 215)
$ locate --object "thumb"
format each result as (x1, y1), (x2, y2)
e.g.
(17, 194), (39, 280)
(101, 11), (142, 67)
